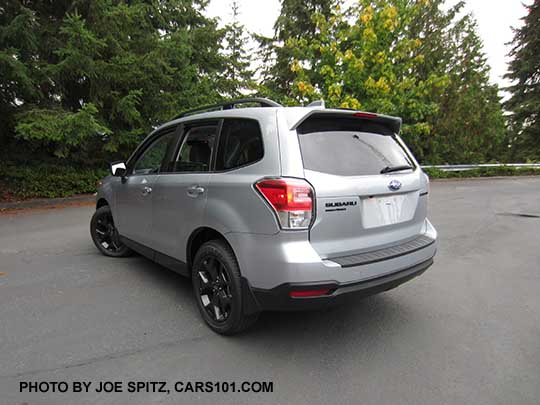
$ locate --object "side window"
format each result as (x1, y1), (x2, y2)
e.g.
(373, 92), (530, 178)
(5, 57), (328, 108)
(171, 124), (218, 172)
(215, 119), (263, 171)
(132, 131), (177, 175)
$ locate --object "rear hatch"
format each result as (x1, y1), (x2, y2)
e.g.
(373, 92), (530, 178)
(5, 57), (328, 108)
(296, 112), (428, 259)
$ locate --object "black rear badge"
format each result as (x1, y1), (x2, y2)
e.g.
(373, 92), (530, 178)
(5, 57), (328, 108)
(325, 200), (357, 212)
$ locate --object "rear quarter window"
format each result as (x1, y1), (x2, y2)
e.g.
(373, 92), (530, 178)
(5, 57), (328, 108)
(297, 116), (413, 176)
(215, 119), (263, 171)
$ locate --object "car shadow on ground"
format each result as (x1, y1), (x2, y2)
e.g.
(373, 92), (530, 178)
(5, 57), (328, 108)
(121, 250), (422, 351)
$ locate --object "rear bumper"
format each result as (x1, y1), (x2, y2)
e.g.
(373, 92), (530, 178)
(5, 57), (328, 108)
(247, 258), (433, 312)
(227, 219), (437, 288)
(227, 219), (437, 313)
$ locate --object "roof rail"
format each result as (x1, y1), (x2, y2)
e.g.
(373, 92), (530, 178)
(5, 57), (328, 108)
(174, 98), (282, 119)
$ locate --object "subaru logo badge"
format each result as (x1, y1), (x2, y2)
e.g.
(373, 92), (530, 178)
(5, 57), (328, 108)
(388, 179), (402, 191)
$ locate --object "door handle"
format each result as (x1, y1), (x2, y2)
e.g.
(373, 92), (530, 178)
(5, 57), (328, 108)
(187, 185), (205, 197)
(141, 186), (152, 196)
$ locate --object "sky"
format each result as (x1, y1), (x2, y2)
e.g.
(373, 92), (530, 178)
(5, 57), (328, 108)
(206, 0), (531, 90)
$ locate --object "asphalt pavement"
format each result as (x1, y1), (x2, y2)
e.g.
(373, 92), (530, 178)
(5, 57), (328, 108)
(1, 178), (539, 404)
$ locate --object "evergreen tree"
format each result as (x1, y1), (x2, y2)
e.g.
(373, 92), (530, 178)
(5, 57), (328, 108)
(221, 0), (254, 97)
(407, 1), (506, 163)
(504, 0), (540, 160)
(0, 0), (232, 166)
(429, 14), (506, 163)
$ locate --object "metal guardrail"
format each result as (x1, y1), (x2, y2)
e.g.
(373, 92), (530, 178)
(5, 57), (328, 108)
(421, 163), (540, 172)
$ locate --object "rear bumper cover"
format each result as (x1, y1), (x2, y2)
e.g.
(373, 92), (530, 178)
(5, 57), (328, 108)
(227, 219), (437, 291)
(246, 258), (433, 312)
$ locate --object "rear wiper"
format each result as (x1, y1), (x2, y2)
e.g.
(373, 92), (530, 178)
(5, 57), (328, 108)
(380, 165), (413, 174)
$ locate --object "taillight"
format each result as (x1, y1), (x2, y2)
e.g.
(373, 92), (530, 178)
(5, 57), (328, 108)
(255, 178), (314, 229)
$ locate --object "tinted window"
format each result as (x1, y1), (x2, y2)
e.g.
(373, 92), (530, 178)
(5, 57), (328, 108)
(171, 124), (217, 172)
(215, 119), (263, 170)
(298, 117), (413, 176)
(133, 131), (176, 175)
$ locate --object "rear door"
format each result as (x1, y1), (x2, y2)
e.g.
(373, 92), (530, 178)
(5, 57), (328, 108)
(150, 121), (218, 260)
(296, 114), (428, 259)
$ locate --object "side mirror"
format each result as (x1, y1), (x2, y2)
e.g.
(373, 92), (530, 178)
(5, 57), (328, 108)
(110, 161), (127, 177)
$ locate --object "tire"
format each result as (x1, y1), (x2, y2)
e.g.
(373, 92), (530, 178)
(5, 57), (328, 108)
(192, 240), (259, 335)
(90, 205), (133, 257)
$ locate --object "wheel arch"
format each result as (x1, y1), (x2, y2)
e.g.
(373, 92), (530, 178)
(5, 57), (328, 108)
(187, 227), (236, 271)
(187, 227), (260, 318)
(96, 198), (109, 209)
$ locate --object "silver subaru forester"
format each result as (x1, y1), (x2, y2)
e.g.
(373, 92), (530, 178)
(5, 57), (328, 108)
(91, 98), (437, 334)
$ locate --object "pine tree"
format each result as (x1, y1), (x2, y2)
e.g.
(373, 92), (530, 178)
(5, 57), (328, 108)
(222, 0), (254, 97)
(408, 2), (506, 163)
(504, 0), (540, 160)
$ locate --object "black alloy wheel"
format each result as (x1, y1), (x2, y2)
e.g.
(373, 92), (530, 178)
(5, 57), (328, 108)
(90, 205), (132, 257)
(197, 256), (233, 322)
(192, 240), (259, 334)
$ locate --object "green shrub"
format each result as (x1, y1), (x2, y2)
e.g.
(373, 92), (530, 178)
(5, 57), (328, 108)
(423, 166), (540, 179)
(1, 164), (539, 201)
(0, 164), (108, 199)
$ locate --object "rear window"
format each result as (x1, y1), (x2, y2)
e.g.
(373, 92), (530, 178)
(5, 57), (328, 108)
(297, 116), (413, 176)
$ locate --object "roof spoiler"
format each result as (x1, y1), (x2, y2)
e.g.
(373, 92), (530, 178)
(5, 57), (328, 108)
(290, 109), (402, 134)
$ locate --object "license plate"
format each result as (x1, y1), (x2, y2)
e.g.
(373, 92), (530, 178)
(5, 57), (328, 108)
(362, 194), (414, 228)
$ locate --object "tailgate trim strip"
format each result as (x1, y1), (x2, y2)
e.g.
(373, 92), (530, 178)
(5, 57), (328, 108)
(328, 235), (435, 268)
